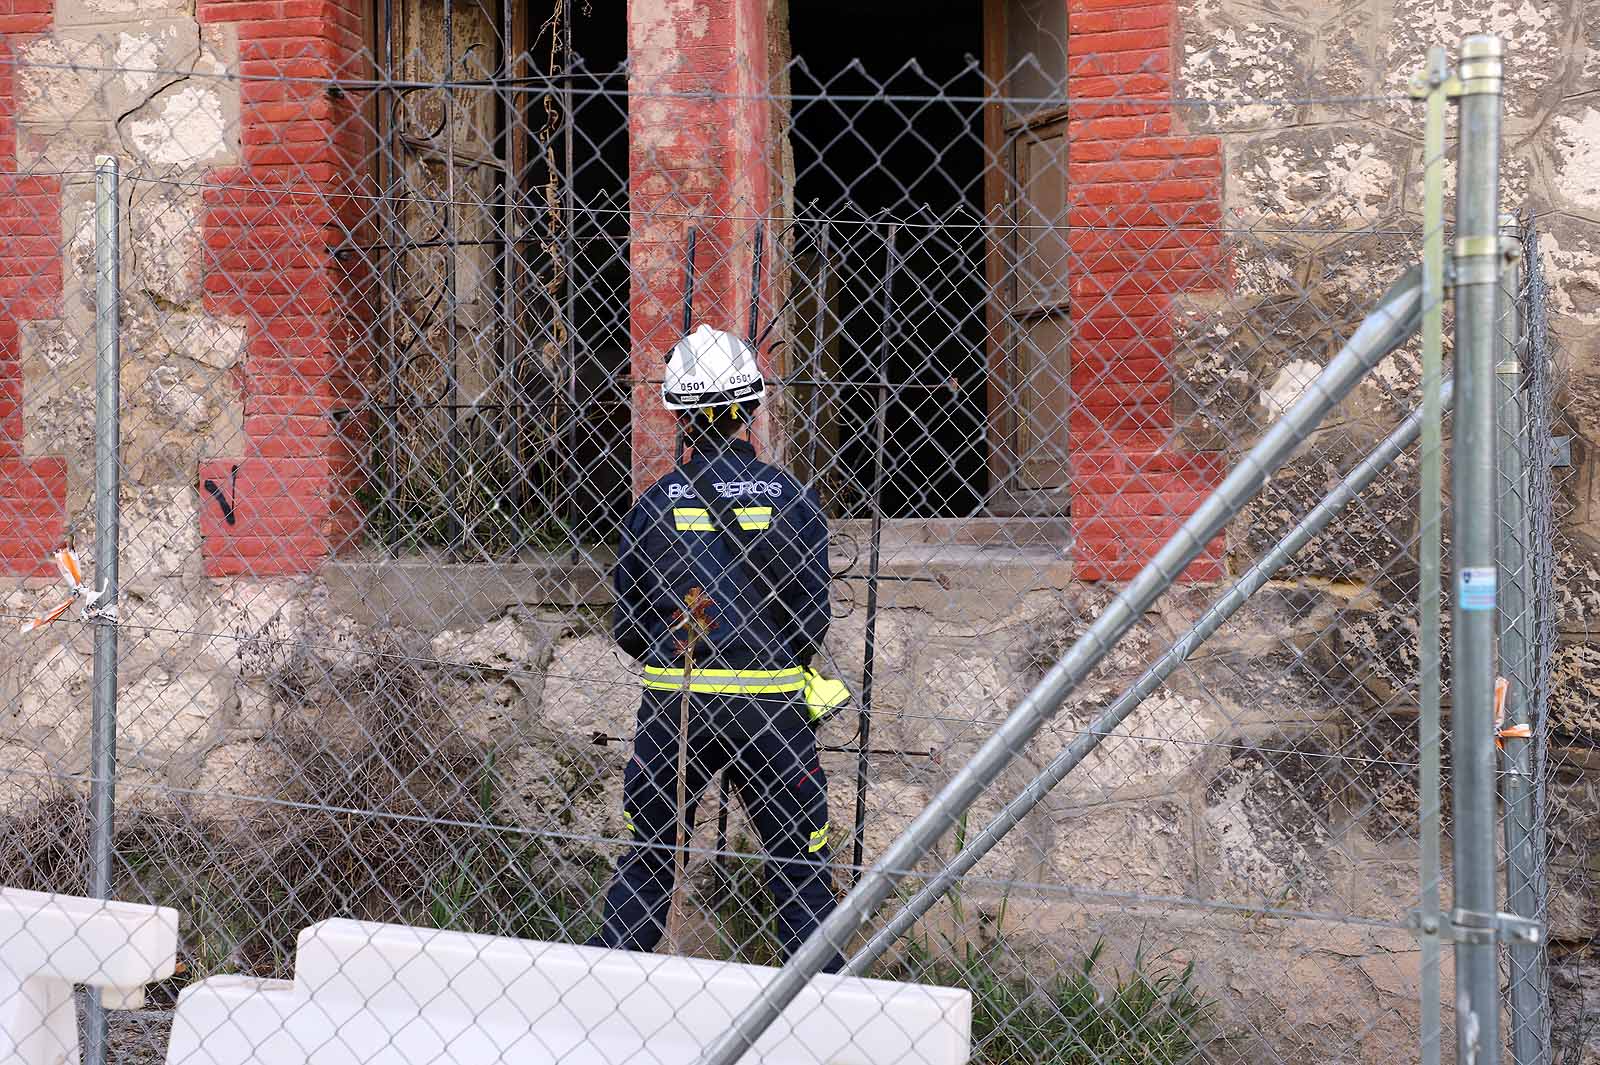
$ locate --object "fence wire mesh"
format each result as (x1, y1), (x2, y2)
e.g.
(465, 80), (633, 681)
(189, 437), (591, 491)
(0, 13), (1583, 1065)
(1520, 221), (1597, 1065)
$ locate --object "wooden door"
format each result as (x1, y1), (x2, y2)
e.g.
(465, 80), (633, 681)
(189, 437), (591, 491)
(392, 0), (509, 426)
(375, 0), (544, 547)
(983, 0), (1071, 514)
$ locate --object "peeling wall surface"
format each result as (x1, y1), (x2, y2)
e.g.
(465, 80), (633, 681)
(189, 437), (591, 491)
(1174, 0), (1600, 1054)
(0, 0), (1597, 1062)
(2, 0), (245, 802)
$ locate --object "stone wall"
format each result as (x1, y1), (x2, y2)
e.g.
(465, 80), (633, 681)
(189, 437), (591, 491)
(0, 0), (372, 797)
(1175, 0), (1600, 1054)
(0, 0), (369, 586)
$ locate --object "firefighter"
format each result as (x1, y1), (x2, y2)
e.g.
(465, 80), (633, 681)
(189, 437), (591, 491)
(590, 324), (842, 967)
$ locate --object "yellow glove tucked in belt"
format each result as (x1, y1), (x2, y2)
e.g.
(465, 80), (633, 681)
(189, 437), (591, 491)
(803, 669), (851, 725)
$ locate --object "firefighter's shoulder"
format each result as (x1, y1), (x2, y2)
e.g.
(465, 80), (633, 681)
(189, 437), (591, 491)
(626, 475), (679, 523)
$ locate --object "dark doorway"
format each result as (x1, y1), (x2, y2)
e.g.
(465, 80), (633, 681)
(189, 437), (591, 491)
(555, 2), (632, 547)
(785, 1), (990, 519)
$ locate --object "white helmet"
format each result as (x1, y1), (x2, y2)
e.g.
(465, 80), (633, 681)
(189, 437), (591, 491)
(662, 324), (765, 411)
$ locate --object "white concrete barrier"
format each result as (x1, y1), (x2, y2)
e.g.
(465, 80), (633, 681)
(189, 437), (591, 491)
(1, 887), (180, 1065)
(167, 920), (971, 1065)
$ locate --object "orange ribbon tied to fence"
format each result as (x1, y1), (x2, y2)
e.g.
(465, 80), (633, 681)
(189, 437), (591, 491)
(1493, 676), (1531, 750)
(19, 548), (109, 634)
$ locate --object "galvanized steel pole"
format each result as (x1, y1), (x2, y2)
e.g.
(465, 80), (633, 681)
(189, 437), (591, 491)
(697, 266), (1424, 1065)
(1416, 44), (1450, 1065)
(1497, 216), (1546, 1065)
(847, 379), (1456, 975)
(1450, 34), (1506, 1065)
(84, 153), (123, 1065)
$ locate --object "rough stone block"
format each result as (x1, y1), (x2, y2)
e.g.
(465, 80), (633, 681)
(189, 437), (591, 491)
(1030, 686), (1223, 800)
(1042, 798), (1197, 899)
(0, 742), (60, 814)
(126, 81), (237, 169)
(126, 178), (205, 304)
(16, 643), (92, 750)
(1309, 8), (1377, 106)
(1178, 2), (1311, 133)
(55, 0), (196, 26)
(1533, 213), (1600, 336)
(437, 676), (530, 745)
(119, 485), (203, 582)
(541, 631), (638, 740)
(147, 308), (248, 371)
(18, 319), (80, 374)
(22, 381), (93, 463)
(494, 732), (625, 865)
(825, 770), (931, 871)
(1201, 741), (1336, 903)
(1228, 432), (1417, 586)
(119, 582), (203, 656)
(1378, 0), (1567, 127)
(431, 615), (554, 675)
(1555, 532), (1600, 630)
(18, 23), (236, 149)
(14, 35), (102, 129)
(213, 578), (300, 677)
(1552, 640), (1600, 738)
(117, 664), (233, 759)
(1300, 597), (1443, 712)
(1227, 124), (1406, 231)
(190, 738), (296, 822)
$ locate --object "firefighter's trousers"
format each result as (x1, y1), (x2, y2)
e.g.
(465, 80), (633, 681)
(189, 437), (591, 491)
(591, 686), (841, 969)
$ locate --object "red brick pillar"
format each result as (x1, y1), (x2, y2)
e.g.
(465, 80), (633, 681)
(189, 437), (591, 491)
(1066, 0), (1227, 580)
(627, 0), (772, 493)
(196, 0), (370, 576)
(0, 10), (67, 578)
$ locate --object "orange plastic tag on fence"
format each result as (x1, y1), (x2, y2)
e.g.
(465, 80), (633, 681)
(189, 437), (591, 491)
(1492, 676), (1531, 749)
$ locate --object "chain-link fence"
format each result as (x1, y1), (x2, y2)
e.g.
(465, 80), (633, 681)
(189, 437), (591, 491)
(0, 13), (1587, 1065)
(1518, 220), (1596, 1065)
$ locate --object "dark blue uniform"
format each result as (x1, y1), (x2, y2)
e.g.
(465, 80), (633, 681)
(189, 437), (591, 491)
(592, 439), (840, 964)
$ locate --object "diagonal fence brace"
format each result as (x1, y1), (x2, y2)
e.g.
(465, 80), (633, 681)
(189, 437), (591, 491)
(846, 378), (1458, 975)
(697, 266), (1426, 1065)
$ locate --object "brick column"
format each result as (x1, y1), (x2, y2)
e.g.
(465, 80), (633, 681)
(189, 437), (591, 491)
(1066, 0), (1227, 580)
(196, 0), (370, 576)
(0, 11), (67, 578)
(627, 0), (772, 493)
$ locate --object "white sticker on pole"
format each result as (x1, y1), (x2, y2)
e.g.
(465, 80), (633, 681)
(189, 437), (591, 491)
(1458, 566), (1497, 612)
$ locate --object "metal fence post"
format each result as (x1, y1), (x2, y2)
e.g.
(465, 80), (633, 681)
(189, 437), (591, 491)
(1497, 215), (1546, 1065)
(853, 224), (898, 881)
(1413, 45), (1451, 1065)
(1450, 34), (1506, 1065)
(84, 153), (123, 1065)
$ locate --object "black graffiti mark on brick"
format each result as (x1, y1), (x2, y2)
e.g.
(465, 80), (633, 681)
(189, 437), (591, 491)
(203, 465), (239, 526)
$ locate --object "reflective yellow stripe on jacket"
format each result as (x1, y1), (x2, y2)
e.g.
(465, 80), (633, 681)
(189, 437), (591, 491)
(641, 665), (805, 695)
(672, 506), (773, 531)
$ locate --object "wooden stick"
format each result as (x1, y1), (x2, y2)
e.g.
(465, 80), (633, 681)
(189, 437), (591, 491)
(667, 641), (693, 954)
(666, 586), (715, 955)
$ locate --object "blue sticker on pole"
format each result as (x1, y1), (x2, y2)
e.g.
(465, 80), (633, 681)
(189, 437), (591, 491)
(1458, 566), (1497, 612)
